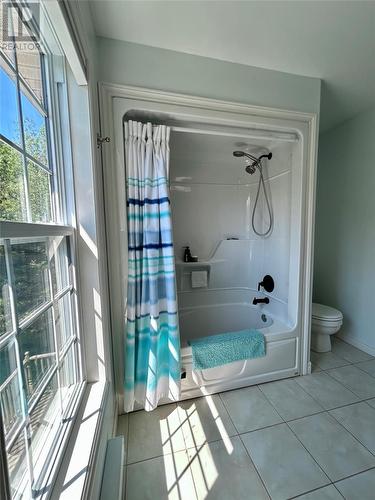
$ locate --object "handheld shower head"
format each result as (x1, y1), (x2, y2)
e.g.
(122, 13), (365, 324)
(233, 148), (274, 236)
(233, 150), (259, 175)
(233, 150), (272, 174)
(245, 164), (257, 175)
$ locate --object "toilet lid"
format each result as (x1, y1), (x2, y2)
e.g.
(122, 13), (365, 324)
(312, 303), (343, 321)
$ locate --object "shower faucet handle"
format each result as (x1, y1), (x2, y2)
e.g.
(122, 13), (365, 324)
(258, 275), (275, 293)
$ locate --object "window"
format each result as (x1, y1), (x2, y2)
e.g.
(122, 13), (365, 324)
(0, 2), (83, 498)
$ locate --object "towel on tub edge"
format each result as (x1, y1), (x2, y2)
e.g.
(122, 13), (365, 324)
(188, 329), (266, 370)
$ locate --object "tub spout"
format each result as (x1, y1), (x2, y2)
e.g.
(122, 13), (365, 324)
(253, 297), (270, 305)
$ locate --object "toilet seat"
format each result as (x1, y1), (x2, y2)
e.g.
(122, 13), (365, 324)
(312, 303), (343, 322)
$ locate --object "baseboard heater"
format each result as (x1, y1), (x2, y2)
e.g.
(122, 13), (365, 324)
(99, 436), (125, 500)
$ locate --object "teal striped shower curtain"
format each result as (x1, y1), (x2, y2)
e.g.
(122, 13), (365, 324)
(124, 121), (181, 412)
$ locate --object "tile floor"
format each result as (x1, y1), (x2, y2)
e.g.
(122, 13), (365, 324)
(117, 338), (375, 499)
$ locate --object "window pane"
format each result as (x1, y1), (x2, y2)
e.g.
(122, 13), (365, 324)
(50, 237), (69, 296)
(28, 161), (52, 222)
(7, 430), (29, 499)
(18, 309), (56, 402)
(0, 58), (21, 145)
(55, 293), (73, 352)
(60, 346), (78, 413)
(21, 90), (48, 166)
(16, 42), (43, 104)
(12, 240), (49, 321)
(0, 140), (27, 222)
(29, 375), (59, 480)
(0, 341), (23, 439)
(1, 243), (13, 336)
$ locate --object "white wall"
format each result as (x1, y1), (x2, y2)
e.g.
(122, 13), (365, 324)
(97, 37), (321, 115)
(314, 107), (375, 354)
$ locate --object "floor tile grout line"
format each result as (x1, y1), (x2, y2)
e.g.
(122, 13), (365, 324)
(333, 465), (375, 484)
(237, 432), (273, 500)
(284, 418), (333, 484)
(323, 365), (375, 400)
(332, 337), (375, 360)
(258, 377), (337, 484)
(217, 391), (242, 434)
(311, 349), (352, 371)
(307, 355), (375, 407)
(218, 387), (278, 499)
(277, 367), (375, 470)
(327, 406), (375, 459)
(351, 362), (375, 379)
(124, 369), (374, 458)
(332, 465), (375, 489)
(177, 401), (216, 499)
(331, 483), (346, 500)
(294, 370), (362, 407)
(257, 381), (299, 421)
(255, 381), (334, 492)
(286, 377), (374, 414)
(287, 483), (344, 500)
(284, 409), (375, 488)
(218, 386), (281, 435)
(123, 345), (374, 497)
(124, 411), (374, 495)
(125, 436), (375, 497)
(124, 392), (375, 466)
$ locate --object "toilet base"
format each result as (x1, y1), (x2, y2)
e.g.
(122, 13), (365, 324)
(311, 332), (332, 353)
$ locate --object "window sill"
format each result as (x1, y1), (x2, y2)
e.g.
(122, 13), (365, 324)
(47, 381), (109, 500)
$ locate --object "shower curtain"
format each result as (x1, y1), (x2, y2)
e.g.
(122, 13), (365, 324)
(124, 121), (181, 412)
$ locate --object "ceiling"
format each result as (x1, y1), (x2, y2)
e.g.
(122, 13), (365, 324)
(90, 0), (375, 132)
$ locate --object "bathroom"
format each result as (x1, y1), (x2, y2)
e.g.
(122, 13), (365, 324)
(1, 2), (375, 500)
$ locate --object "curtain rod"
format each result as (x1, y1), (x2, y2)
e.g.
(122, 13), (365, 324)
(170, 126), (299, 143)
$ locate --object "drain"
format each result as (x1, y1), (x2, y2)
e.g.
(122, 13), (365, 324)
(261, 314), (267, 323)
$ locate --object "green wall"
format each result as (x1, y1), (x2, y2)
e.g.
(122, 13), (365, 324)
(314, 107), (375, 353)
(97, 37), (321, 114)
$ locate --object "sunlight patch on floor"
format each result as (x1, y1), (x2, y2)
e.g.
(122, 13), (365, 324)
(205, 395), (234, 454)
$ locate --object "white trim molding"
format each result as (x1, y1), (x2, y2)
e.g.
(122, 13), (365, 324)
(98, 82), (319, 407)
(42, 0), (87, 85)
(0, 221), (73, 239)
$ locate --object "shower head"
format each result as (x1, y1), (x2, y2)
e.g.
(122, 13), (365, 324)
(233, 150), (272, 175)
(245, 164), (257, 175)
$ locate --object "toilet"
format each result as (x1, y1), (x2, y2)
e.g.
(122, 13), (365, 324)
(311, 303), (343, 352)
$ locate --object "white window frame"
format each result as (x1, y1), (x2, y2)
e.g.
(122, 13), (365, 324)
(0, 1), (87, 497)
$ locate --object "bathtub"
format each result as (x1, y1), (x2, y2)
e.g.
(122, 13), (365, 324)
(178, 289), (300, 400)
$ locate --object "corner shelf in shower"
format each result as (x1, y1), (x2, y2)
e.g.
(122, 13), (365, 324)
(176, 259), (224, 267)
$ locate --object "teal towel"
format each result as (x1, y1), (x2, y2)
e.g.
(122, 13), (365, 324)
(188, 329), (266, 370)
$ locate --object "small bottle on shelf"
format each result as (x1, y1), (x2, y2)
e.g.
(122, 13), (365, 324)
(183, 246), (193, 262)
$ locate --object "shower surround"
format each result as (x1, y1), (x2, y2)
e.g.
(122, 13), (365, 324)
(99, 84), (318, 406)
(170, 130), (303, 397)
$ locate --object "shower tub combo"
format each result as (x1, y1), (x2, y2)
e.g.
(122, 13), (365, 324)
(178, 289), (298, 399)
(100, 84), (318, 407)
